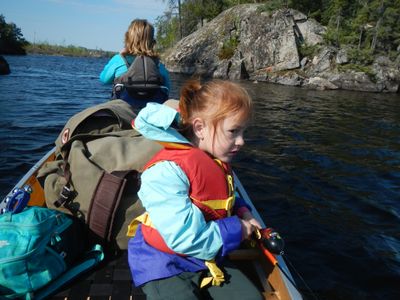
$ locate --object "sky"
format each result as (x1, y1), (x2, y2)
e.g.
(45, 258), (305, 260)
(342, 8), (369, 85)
(1, 0), (170, 52)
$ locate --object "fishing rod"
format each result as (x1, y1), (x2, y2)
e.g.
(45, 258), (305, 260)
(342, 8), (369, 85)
(254, 227), (319, 300)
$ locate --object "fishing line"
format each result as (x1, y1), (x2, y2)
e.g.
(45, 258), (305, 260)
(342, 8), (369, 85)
(255, 227), (319, 300)
(274, 256), (299, 290)
(281, 252), (320, 300)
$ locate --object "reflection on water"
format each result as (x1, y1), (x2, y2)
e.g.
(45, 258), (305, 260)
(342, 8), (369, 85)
(237, 81), (400, 299)
(0, 55), (399, 299)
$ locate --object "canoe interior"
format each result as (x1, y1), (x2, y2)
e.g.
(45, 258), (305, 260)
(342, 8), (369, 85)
(2, 150), (296, 300)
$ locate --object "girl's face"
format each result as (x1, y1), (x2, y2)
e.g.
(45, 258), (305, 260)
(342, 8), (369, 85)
(197, 113), (247, 163)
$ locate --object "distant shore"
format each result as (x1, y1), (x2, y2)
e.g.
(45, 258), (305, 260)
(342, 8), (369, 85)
(24, 43), (116, 58)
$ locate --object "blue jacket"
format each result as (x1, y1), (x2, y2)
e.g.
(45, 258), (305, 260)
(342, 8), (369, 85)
(128, 103), (247, 286)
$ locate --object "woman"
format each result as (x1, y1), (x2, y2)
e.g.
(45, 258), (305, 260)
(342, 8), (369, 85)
(100, 19), (171, 110)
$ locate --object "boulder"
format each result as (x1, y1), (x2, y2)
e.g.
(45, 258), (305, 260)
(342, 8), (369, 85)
(304, 76), (338, 90)
(164, 5), (303, 77)
(0, 56), (10, 75)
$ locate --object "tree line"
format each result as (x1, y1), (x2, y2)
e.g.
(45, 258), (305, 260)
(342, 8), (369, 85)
(155, 0), (400, 63)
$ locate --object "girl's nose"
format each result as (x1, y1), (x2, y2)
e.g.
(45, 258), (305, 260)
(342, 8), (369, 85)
(236, 135), (245, 146)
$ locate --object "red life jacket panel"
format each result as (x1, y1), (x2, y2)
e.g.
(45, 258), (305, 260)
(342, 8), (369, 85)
(141, 146), (235, 254)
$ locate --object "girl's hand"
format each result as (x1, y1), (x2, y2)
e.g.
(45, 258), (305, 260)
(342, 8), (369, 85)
(239, 219), (256, 240)
(241, 211), (262, 229)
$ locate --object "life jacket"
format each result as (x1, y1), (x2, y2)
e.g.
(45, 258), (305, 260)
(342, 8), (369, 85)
(133, 143), (235, 255)
(112, 55), (168, 107)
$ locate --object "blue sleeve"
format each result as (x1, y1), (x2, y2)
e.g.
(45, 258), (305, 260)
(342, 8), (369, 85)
(234, 195), (251, 211)
(138, 161), (242, 260)
(215, 217), (242, 257)
(99, 54), (128, 84)
(159, 63), (171, 94)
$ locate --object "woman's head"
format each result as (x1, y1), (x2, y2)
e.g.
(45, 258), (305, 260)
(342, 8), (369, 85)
(179, 79), (253, 162)
(125, 19), (157, 57)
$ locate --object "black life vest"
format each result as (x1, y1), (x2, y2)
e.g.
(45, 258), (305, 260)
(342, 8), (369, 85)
(113, 55), (167, 101)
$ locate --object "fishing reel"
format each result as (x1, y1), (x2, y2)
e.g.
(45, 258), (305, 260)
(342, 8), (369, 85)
(0, 185), (32, 214)
(254, 227), (285, 255)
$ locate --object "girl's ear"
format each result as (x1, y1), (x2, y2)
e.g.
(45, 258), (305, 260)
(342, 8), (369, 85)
(192, 117), (205, 140)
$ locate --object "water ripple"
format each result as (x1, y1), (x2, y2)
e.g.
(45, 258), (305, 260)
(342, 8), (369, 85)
(0, 56), (399, 299)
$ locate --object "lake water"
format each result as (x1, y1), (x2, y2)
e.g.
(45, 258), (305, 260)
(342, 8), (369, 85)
(0, 55), (399, 299)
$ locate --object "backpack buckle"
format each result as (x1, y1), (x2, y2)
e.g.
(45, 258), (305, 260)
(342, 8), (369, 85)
(54, 185), (73, 207)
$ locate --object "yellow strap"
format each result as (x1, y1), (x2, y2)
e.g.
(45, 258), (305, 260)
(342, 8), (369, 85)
(200, 260), (225, 288)
(212, 160), (235, 217)
(227, 174), (234, 196)
(200, 196), (235, 211)
(126, 212), (154, 237)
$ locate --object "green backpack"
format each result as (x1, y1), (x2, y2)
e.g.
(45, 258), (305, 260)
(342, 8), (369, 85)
(37, 100), (162, 250)
(0, 206), (103, 300)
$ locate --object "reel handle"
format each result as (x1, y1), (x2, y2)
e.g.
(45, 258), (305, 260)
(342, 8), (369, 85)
(255, 227), (285, 255)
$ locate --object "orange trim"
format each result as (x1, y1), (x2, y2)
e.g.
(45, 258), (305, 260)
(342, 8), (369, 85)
(27, 152), (56, 207)
(260, 242), (278, 266)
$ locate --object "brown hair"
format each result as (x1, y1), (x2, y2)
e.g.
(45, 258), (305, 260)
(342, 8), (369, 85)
(124, 19), (158, 57)
(179, 79), (252, 141)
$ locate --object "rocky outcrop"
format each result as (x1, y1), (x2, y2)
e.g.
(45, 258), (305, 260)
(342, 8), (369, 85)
(0, 56), (10, 75)
(163, 4), (399, 93)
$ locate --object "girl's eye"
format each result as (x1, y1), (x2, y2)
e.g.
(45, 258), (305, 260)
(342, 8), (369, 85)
(228, 128), (239, 135)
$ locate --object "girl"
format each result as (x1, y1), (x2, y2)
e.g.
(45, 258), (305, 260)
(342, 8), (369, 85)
(128, 79), (263, 299)
(100, 19), (171, 110)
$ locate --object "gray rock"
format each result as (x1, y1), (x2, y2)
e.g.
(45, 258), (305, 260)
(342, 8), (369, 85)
(296, 18), (326, 46)
(163, 4), (399, 92)
(164, 4), (302, 78)
(310, 47), (334, 74)
(300, 57), (308, 69)
(272, 72), (304, 86)
(305, 76), (338, 90)
(336, 49), (349, 65)
(329, 71), (380, 92)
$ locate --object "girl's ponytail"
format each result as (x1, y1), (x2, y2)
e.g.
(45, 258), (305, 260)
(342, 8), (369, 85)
(179, 79), (202, 125)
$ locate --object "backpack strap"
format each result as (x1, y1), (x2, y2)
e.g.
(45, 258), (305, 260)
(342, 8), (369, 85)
(52, 130), (142, 242)
(53, 158), (136, 243)
(33, 244), (104, 300)
(120, 54), (130, 68)
(88, 170), (133, 242)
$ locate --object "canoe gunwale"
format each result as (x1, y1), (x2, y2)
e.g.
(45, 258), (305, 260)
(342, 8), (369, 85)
(1, 149), (302, 300)
(233, 171), (302, 300)
(3, 147), (56, 199)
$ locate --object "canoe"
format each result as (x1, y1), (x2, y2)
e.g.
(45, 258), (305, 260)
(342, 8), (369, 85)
(1, 147), (303, 300)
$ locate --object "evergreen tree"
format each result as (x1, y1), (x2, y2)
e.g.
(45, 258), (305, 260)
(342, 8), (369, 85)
(155, 11), (180, 51)
(0, 15), (28, 55)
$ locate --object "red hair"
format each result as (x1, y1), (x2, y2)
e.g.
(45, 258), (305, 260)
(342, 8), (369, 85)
(179, 79), (252, 140)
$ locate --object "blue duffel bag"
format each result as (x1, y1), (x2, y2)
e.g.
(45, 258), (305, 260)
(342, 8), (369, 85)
(0, 205), (103, 299)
